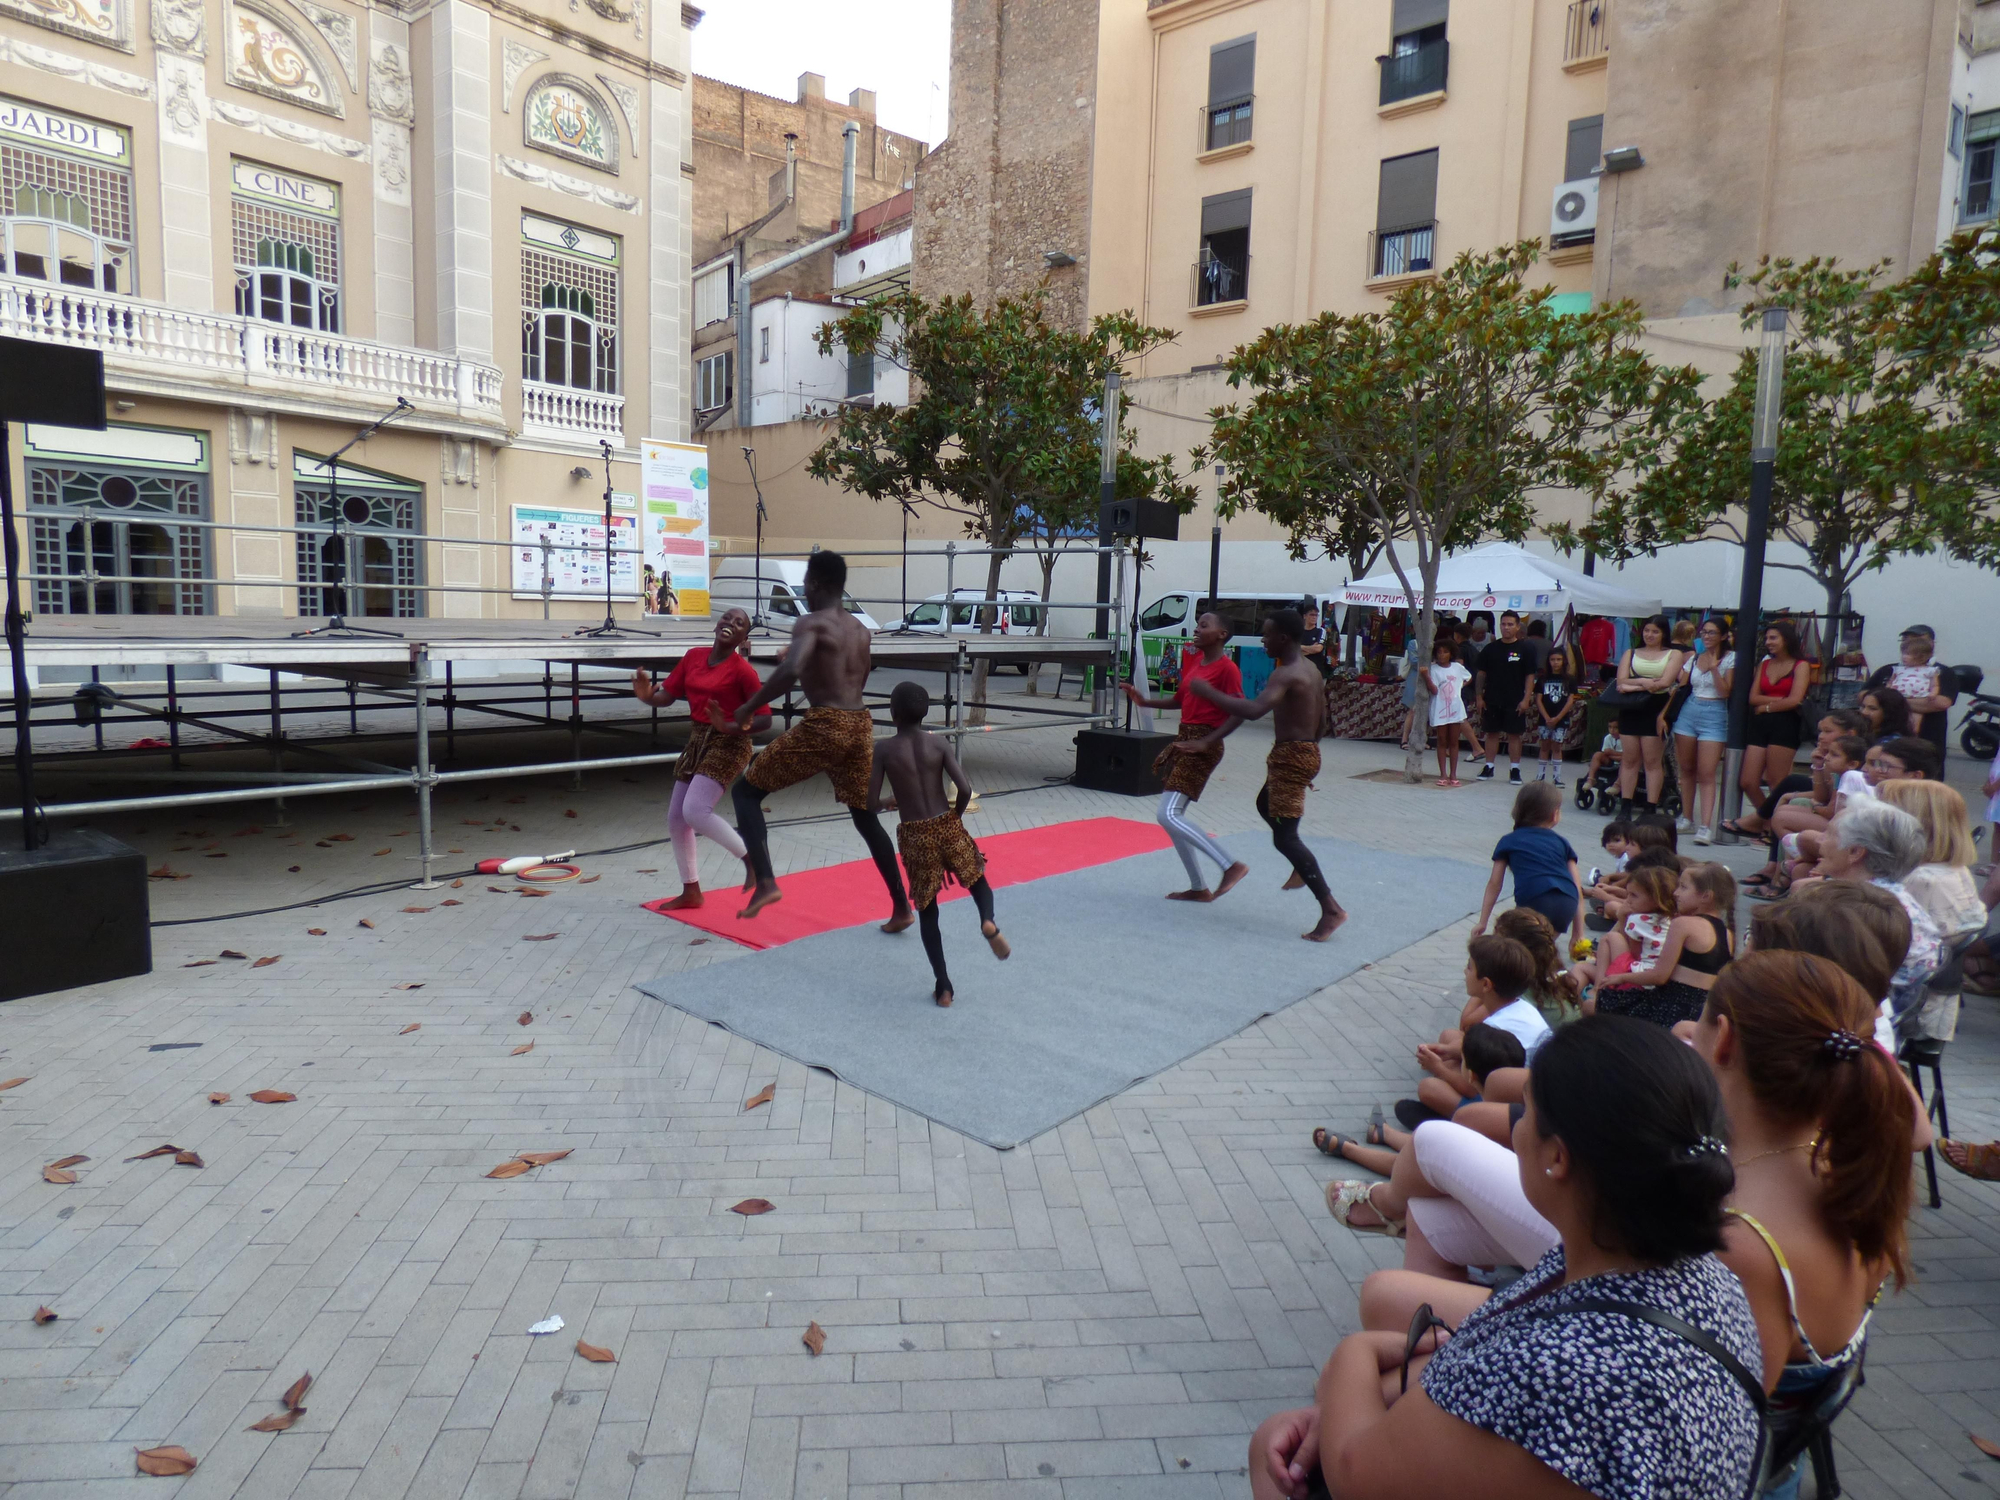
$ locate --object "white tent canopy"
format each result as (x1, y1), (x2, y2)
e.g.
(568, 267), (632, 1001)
(1333, 542), (1662, 617)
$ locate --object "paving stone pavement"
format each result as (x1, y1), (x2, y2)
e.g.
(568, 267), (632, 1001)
(1, 704), (1997, 1499)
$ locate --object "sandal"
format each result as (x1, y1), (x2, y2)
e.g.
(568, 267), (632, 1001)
(1941, 1140), (2000, 1181)
(1311, 1127), (1354, 1159)
(1325, 1180), (1405, 1237)
(1718, 819), (1754, 839)
(1746, 876), (1791, 902)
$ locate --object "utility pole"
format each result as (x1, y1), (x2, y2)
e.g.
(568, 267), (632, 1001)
(1092, 369), (1120, 718)
(1722, 306), (1789, 833)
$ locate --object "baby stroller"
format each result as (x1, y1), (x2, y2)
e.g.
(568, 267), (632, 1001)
(1573, 740), (1682, 818)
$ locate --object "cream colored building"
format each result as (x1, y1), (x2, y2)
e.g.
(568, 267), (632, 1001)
(1, 0), (696, 635)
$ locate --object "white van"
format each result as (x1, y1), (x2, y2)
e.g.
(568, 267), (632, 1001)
(1137, 591), (1328, 645)
(708, 557), (881, 632)
(882, 588), (1046, 636)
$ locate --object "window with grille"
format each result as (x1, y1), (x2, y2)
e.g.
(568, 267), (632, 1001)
(521, 245), (618, 393)
(27, 464), (209, 616)
(696, 350), (731, 411)
(294, 480), (422, 619)
(232, 199), (340, 332)
(1, 141), (133, 291)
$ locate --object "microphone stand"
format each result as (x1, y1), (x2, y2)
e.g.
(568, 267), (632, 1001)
(572, 438), (662, 638)
(890, 497), (921, 634)
(293, 396), (413, 639)
(743, 445), (768, 632)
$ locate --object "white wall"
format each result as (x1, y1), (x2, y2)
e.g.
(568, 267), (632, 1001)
(833, 225), (913, 292)
(747, 296), (845, 425)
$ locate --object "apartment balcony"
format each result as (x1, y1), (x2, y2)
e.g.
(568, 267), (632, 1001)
(1198, 95), (1254, 157)
(520, 380), (625, 445)
(1379, 37), (1448, 110)
(1564, 0), (1609, 69)
(0, 276), (507, 436)
(1368, 222), (1437, 286)
(1190, 251), (1250, 312)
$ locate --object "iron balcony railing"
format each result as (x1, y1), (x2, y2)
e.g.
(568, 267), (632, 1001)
(1379, 37), (1448, 106)
(1191, 252), (1250, 307)
(1199, 95), (1254, 152)
(1369, 222), (1436, 280)
(1565, 0), (1610, 64)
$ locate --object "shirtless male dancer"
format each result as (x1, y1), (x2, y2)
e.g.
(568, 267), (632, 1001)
(871, 681), (1009, 1006)
(727, 550), (915, 928)
(1122, 610), (1251, 901)
(1185, 608), (1347, 941)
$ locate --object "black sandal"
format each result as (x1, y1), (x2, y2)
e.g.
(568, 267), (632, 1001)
(1312, 1127), (1355, 1159)
(1718, 818), (1753, 839)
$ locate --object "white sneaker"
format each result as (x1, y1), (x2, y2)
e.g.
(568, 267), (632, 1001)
(1675, 816), (1694, 833)
(1694, 826), (1712, 846)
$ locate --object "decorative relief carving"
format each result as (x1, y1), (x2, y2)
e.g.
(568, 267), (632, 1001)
(293, 0), (355, 89)
(158, 53), (206, 140)
(225, 0), (342, 117)
(522, 72), (616, 172)
(441, 437), (478, 487)
(497, 153), (639, 214)
(0, 0), (130, 52)
(596, 72), (638, 142)
(579, 0), (628, 20)
(210, 95), (366, 156)
(149, 0), (202, 54)
(501, 36), (548, 113)
(367, 38), (412, 123)
(229, 409), (280, 466)
(371, 116), (409, 204)
(0, 33), (151, 90)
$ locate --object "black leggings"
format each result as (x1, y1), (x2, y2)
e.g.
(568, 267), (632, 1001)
(918, 878), (996, 994)
(730, 777), (911, 910)
(1256, 786), (1338, 910)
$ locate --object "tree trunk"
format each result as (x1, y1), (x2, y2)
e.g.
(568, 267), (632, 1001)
(1023, 549), (1058, 697)
(1398, 554), (1441, 784)
(967, 548), (1008, 727)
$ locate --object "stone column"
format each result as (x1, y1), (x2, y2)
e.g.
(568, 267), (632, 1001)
(428, 0), (493, 361)
(369, 15), (418, 349)
(151, 0), (213, 310)
(647, 5), (694, 444)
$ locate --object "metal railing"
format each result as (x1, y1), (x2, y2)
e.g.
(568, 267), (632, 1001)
(1191, 252), (1250, 307)
(1199, 95), (1254, 152)
(1379, 36), (1448, 106)
(1369, 221), (1437, 279)
(1564, 0), (1609, 64)
(0, 275), (505, 416)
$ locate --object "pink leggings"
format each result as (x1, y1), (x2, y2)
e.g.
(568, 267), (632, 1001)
(669, 774), (746, 883)
(1404, 1120), (1559, 1270)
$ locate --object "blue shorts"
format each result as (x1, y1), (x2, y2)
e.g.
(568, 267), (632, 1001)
(1676, 697), (1730, 744)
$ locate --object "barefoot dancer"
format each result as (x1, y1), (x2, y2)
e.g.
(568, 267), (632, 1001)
(632, 607), (766, 909)
(729, 551), (915, 929)
(1186, 608), (1347, 941)
(871, 682), (1008, 1006)
(1122, 611), (1250, 902)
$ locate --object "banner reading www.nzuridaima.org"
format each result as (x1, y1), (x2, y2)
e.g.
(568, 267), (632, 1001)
(641, 439), (710, 616)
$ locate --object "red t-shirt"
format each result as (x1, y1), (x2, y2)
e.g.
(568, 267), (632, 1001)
(1579, 618), (1616, 666)
(659, 647), (769, 726)
(1177, 652), (1244, 730)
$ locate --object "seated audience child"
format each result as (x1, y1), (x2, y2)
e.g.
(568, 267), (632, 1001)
(1595, 862), (1736, 1028)
(1494, 906), (1584, 1028)
(1407, 935), (1549, 1125)
(1585, 728), (1623, 788)
(1580, 864), (1676, 993)
(1315, 1023), (1525, 1179)
(1475, 783), (1583, 945)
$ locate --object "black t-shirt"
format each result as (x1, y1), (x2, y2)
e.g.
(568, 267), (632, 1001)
(1478, 639), (1537, 709)
(1868, 662), (1960, 755)
(1539, 678), (1572, 713)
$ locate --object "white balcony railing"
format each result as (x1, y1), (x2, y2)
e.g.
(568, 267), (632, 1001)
(0, 276), (505, 421)
(520, 380), (625, 444)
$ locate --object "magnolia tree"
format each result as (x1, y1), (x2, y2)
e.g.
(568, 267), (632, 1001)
(808, 290), (1195, 720)
(1206, 243), (1700, 780)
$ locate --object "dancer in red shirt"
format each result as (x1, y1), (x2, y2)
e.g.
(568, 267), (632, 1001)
(633, 607), (769, 909)
(1124, 611), (1251, 901)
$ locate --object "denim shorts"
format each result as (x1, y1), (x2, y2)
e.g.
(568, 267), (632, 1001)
(1677, 696), (1730, 744)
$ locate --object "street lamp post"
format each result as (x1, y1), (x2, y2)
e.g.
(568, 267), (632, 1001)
(1721, 306), (1789, 835)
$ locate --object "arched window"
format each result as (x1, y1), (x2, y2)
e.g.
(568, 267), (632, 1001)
(232, 182), (342, 333)
(2, 144), (135, 293)
(521, 246), (618, 394)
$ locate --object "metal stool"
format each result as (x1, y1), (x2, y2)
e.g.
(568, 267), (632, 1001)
(1902, 1037), (1949, 1209)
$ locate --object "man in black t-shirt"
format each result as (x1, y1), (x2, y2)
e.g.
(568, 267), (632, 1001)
(1475, 610), (1538, 784)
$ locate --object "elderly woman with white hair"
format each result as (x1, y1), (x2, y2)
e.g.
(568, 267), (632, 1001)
(1809, 798), (1943, 1042)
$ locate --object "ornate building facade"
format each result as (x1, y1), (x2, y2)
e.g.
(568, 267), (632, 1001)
(0, 0), (695, 624)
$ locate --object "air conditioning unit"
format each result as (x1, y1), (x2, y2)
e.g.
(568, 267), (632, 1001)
(1551, 177), (1599, 245)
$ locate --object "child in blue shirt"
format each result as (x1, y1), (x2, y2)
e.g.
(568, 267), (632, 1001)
(1475, 781), (1582, 947)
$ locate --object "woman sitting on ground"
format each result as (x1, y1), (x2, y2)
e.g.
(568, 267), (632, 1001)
(1592, 862), (1737, 1029)
(1252, 1017), (1764, 1500)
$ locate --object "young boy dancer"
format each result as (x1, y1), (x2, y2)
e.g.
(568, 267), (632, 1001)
(1186, 609), (1347, 941)
(870, 682), (1008, 1007)
(1123, 610), (1251, 901)
(728, 550), (914, 930)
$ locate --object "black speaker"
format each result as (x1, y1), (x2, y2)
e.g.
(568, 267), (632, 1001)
(0, 829), (151, 1002)
(1097, 498), (1181, 542)
(1072, 727), (1176, 797)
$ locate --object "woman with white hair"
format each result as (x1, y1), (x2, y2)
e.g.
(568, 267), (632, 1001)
(1811, 799), (1942, 1039)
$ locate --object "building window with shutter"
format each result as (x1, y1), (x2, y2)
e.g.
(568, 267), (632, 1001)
(1564, 115), (1603, 182)
(696, 350), (732, 412)
(520, 215), (620, 394)
(1963, 110), (2000, 223)
(1372, 149), (1438, 278)
(1194, 189), (1250, 306)
(1381, 0), (1449, 106)
(231, 162), (341, 333)
(1203, 36), (1254, 151)
(693, 261), (733, 327)
(759, 325), (770, 363)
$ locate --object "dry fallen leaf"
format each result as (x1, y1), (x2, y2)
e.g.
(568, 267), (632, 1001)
(1976, 1434), (2000, 1461)
(522, 934), (559, 942)
(205, 852), (228, 859)
(511, 1042), (534, 1056)
(287, 866), (302, 873)
(488, 885), (509, 893)
(399, 1024), (422, 1036)
(518, 1011), (533, 1025)
(183, 960), (217, 967)
(281, 1372), (312, 1409)
(314, 841), (331, 848)
(517, 1150), (572, 1165)
(451, 879), (465, 888)
(358, 919), (375, 929)
(246, 1409), (302, 1432)
(802, 1322), (827, 1355)
(42, 1165), (77, 1184)
(564, 809), (578, 819)
(401, 906), (432, 914)
(637, 869), (657, 874)
(448, 849), (464, 854)
(33, 1305), (56, 1323)
(486, 1159), (533, 1179)
(306, 928), (326, 936)
(730, 1198), (775, 1216)
(578, 875), (600, 885)
(518, 889), (548, 898)
(743, 1084), (775, 1112)
(248, 1090), (295, 1104)
(220, 950), (248, 960)
(209, 1093), (230, 1105)
(373, 848), (392, 856)
(329, 833), (354, 842)
(125, 1146), (180, 1161)
(575, 1338), (616, 1363)
(48, 1154), (88, 1168)
(0, 1077), (27, 1092)
(689, 939), (709, 947)
(135, 1445), (198, 1476)
(440, 900), (462, 907)
(174, 1150), (203, 1168)
(252, 956), (280, 969)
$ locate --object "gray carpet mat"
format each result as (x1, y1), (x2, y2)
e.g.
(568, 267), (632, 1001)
(635, 833), (1487, 1149)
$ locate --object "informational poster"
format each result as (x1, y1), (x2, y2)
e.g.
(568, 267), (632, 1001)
(510, 504), (639, 601)
(640, 438), (711, 616)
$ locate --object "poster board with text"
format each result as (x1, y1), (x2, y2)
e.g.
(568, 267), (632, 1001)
(640, 438), (710, 616)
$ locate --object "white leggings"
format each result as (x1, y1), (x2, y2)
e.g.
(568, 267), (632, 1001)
(1403, 1120), (1559, 1270)
(669, 774), (746, 883)
(1157, 790), (1234, 888)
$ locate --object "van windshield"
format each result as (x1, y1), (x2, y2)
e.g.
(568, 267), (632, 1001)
(906, 603), (943, 626)
(1139, 596), (1188, 631)
(1198, 597), (1309, 638)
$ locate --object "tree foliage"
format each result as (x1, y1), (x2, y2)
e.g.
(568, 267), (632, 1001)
(1205, 242), (1699, 778)
(807, 290), (1196, 715)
